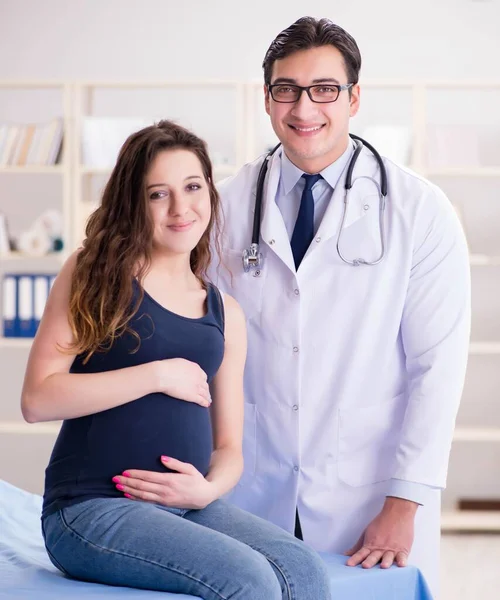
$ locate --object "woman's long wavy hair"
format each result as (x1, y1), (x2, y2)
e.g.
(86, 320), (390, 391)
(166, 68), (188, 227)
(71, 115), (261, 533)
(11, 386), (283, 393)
(68, 120), (221, 362)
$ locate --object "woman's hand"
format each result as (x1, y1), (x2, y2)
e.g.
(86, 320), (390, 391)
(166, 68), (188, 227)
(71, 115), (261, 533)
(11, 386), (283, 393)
(156, 358), (211, 407)
(112, 456), (216, 510)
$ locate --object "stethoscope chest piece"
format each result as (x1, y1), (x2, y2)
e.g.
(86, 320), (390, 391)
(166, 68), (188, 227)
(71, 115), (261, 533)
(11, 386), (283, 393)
(242, 243), (263, 273)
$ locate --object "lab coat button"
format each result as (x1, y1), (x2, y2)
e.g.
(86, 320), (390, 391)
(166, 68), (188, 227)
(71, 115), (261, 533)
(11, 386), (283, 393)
(294, 289), (299, 296)
(269, 239), (275, 245)
(293, 466), (299, 472)
(293, 346), (299, 353)
(292, 405), (299, 411)
(315, 236), (321, 243)
(253, 270), (261, 277)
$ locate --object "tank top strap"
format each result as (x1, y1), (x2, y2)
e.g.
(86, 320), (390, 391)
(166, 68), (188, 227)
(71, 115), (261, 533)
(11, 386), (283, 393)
(206, 283), (225, 336)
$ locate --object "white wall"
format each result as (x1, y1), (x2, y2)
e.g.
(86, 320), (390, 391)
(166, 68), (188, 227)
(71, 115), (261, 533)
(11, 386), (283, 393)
(0, 0), (499, 81)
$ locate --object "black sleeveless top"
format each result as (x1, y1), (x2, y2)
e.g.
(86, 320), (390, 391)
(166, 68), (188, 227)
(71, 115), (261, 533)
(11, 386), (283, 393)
(42, 281), (225, 518)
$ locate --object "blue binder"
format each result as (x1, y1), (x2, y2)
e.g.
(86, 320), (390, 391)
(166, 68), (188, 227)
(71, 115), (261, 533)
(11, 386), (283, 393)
(17, 275), (34, 337)
(2, 275), (17, 337)
(33, 275), (50, 334)
(2, 273), (56, 338)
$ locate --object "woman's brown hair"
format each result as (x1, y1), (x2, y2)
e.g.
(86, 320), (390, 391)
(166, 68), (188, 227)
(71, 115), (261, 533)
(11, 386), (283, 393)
(68, 119), (221, 362)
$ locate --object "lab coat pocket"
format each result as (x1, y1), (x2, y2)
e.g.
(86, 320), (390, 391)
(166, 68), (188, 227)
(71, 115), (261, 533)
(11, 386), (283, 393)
(217, 249), (265, 320)
(239, 402), (257, 482)
(337, 392), (406, 487)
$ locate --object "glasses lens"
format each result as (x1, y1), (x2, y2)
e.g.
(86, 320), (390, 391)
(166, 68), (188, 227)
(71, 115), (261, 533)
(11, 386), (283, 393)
(271, 85), (300, 102)
(309, 85), (340, 102)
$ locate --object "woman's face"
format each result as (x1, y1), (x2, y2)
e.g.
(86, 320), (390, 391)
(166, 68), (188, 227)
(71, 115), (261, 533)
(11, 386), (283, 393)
(145, 149), (211, 256)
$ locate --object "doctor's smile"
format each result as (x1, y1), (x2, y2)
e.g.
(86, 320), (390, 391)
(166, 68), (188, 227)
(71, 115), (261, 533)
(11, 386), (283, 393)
(288, 124), (327, 138)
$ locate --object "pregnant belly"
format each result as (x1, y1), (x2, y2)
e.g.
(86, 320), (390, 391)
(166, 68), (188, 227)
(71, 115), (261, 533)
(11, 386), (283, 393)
(84, 394), (213, 479)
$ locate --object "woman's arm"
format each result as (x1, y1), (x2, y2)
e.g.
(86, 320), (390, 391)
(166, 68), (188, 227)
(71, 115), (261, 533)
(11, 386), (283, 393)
(21, 252), (210, 423)
(204, 293), (247, 497)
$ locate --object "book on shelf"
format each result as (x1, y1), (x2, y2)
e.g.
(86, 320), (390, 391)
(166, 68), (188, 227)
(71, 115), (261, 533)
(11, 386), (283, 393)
(0, 118), (63, 167)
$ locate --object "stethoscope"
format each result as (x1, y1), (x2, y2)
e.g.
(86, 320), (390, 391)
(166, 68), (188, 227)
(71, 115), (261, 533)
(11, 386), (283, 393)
(242, 133), (388, 272)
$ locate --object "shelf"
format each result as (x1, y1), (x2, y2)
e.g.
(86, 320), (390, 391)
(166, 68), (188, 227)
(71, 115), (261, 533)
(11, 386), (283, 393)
(78, 164), (238, 176)
(384, 166), (500, 179)
(0, 337), (33, 348)
(469, 255), (500, 266)
(77, 80), (241, 88)
(0, 421), (61, 435)
(426, 167), (500, 178)
(441, 509), (500, 532)
(0, 80), (67, 89)
(468, 342), (500, 355)
(0, 166), (65, 174)
(453, 427), (500, 442)
(0, 251), (64, 261)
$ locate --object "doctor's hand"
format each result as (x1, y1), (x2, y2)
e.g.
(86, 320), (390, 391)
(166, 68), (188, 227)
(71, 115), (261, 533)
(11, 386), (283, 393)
(112, 456), (217, 510)
(344, 497), (417, 569)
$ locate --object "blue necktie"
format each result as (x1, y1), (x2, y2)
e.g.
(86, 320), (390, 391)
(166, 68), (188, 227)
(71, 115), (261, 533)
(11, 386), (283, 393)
(291, 173), (322, 269)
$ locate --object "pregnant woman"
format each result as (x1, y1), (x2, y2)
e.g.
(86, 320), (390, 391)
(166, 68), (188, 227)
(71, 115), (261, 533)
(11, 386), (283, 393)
(20, 120), (331, 600)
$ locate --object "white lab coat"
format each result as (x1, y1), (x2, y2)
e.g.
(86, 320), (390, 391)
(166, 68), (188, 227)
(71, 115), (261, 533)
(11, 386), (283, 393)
(210, 145), (470, 597)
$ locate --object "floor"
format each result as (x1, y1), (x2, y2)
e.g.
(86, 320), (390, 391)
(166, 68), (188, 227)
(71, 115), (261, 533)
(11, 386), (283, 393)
(440, 534), (498, 599)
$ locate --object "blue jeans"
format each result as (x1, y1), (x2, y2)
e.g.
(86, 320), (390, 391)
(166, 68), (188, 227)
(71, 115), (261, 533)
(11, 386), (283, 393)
(42, 497), (331, 600)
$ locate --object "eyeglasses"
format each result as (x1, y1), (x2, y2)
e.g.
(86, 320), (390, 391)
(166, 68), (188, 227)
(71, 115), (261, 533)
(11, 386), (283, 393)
(268, 83), (353, 104)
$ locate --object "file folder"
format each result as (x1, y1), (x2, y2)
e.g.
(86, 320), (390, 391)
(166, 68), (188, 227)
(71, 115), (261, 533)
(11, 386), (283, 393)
(34, 276), (49, 333)
(2, 275), (17, 337)
(18, 276), (34, 337)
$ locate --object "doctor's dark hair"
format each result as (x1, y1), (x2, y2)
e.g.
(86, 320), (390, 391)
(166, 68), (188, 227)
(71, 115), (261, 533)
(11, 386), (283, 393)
(68, 120), (221, 362)
(262, 17), (362, 88)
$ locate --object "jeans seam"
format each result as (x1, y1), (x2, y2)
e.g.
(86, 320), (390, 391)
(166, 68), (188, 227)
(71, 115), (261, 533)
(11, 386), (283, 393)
(264, 555), (294, 600)
(45, 542), (71, 576)
(238, 538), (293, 600)
(58, 509), (231, 600)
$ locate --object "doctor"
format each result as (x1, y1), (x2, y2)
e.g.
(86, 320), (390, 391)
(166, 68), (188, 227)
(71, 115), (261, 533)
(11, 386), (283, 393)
(210, 16), (470, 597)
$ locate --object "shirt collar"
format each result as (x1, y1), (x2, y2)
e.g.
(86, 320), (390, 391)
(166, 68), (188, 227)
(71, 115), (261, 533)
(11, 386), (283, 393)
(280, 140), (355, 196)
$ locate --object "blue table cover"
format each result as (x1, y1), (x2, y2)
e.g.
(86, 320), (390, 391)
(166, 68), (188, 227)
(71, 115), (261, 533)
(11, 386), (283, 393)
(0, 480), (433, 599)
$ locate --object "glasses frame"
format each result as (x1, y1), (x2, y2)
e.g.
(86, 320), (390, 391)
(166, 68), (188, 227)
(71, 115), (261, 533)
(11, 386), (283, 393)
(268, 83), (353, 104)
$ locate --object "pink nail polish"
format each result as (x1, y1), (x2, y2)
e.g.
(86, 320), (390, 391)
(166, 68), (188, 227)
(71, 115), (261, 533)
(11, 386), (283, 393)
(161, 456), (170, 462)
(116, 484), (124, 491)
(122, 471), (131, 477)
(112, 476), (120, 483)
(124, 493), (133, 499)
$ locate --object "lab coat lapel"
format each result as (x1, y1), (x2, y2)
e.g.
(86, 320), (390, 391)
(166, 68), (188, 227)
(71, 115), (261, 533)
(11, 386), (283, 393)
(314, 148), (373, 244)
(259, 150), (296, 273)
